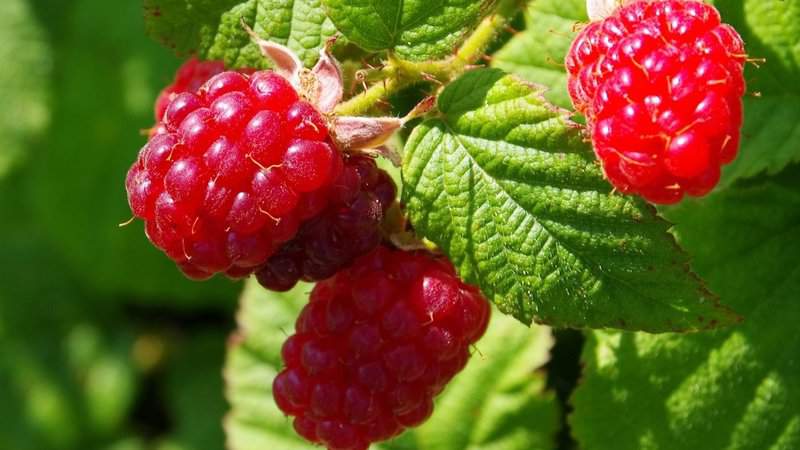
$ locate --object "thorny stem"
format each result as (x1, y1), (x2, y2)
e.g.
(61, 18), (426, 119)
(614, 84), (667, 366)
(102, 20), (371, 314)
(334, 0), (521, 116)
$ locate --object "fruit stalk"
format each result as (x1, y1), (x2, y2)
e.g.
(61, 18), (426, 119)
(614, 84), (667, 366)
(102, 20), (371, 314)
(334, 0), (520, 116)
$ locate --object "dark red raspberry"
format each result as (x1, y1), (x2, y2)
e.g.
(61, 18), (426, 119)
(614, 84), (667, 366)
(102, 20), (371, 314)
(565, 0), (746, 204)
(127, 69), (346, 280)
(274, 246), (490, 450)
(255, 156), (396, 291)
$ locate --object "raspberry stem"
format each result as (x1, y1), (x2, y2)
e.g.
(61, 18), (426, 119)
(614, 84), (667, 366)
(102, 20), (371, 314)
(334, 0), (520, 116)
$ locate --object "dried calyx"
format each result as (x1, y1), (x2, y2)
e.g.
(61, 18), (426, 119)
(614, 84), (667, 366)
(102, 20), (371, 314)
(245, 26), (432, 161)
(586, 0), (637, 21)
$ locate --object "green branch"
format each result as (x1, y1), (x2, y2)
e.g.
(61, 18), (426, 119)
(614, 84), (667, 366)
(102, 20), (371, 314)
(334, 0), (520, 116)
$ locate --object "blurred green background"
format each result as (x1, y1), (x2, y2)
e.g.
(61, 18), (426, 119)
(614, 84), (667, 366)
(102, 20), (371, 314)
(10, 1), (795, 449)
(0, 1), (238, 448)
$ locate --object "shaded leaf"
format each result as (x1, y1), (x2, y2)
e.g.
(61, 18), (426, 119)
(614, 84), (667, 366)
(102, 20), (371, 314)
(144, 0), (336, 68)
(492, 0), (585, 109)
(322, 0), (492, 61)
(571, 168), (800, 449)
(711, 0), (800, 186)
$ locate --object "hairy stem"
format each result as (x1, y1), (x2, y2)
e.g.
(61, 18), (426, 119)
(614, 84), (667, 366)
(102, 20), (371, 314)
(453, 0), (519, 70)
(334, 0), (520, 116)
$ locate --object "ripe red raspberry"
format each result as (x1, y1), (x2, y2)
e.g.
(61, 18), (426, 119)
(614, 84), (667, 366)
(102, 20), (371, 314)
(565, 0), (746, 204)
(153, 58), (226, 123)
(255, 156), (396, 291)
(126, 69), (347, 280)
(274, 246), (490, 450)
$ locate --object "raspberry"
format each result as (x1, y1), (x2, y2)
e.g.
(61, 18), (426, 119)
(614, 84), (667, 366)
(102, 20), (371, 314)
(565, 0), (746, 204)
(255, 156), (396, 291)
(153, 58), (226, 123)
(127, 69), (347, 280)
(274, 246), (490, 450)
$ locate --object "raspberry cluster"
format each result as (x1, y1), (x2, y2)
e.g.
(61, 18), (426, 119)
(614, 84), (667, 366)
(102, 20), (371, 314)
(566, 0), (746, 204)
(274, 246), (490, 450)
(255, 156), (397, 291)
(131, 39), (489, 450)
(126, 69), (392, 280)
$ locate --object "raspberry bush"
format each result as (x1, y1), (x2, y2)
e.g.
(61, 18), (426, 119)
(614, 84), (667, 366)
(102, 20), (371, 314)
(0, 0), (788, 449)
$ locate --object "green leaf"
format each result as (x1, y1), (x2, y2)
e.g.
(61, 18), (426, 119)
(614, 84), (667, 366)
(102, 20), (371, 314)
(0, 0), (50, 177)
(321, 0), (492, 61)
(144, 0), (336, 68)
(492, 0), (800, 187)
(492, 0), (585, 109)
(402, 68), (736, 332)
(225, 279), (559, 450)
(27, 0), (237, 306)
(571, 169), (800, 450)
